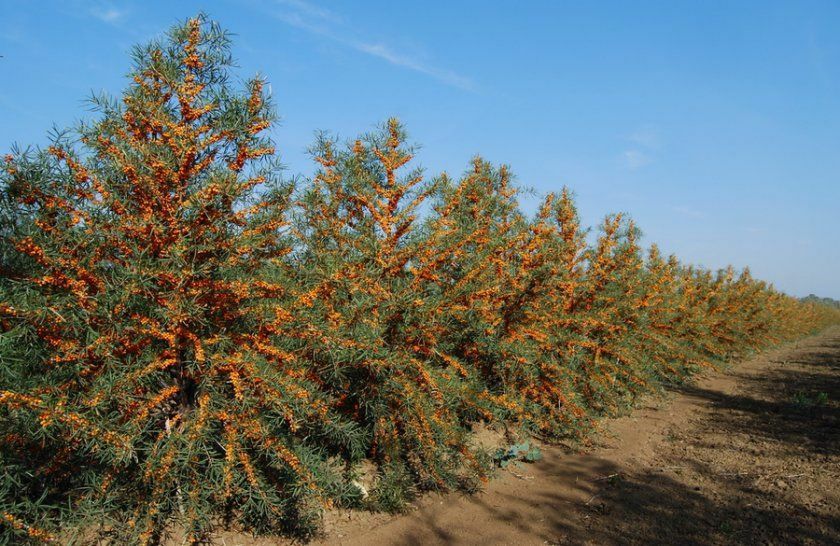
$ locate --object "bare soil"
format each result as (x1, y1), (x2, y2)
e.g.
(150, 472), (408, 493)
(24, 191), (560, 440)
(217, 327), (840, 546)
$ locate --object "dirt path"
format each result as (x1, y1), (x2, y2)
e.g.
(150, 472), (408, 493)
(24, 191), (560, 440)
(223, 328), (840, 545)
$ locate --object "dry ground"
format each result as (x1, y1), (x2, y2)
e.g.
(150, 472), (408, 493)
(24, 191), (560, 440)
(216, 327), (840, 546)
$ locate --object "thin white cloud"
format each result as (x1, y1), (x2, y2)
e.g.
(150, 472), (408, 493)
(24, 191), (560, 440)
(90, 4), (129, 25)
(263, 0), (475, 91)
(275, 0), (340, 24)
(621, 149), (651, 170)
(620, 125), (661, 170)
(0, 26), (25, 45)
(355, 42), (474, 91)
(672, 205), (705, 219)
(270, 4), (332, 35)
(628, 125), (660, 149)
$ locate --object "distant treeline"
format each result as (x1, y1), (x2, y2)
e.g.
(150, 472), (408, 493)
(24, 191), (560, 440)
(802, 294), (840, 308)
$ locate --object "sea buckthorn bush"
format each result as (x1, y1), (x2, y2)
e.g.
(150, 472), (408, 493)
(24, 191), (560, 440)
(1, 16), (838, 545)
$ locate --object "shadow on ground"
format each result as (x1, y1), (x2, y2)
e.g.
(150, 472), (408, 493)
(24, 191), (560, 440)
(378, 332), (840, 546)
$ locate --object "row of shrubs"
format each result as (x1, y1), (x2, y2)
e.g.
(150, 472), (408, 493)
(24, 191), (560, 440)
(2, 16), (838, 545)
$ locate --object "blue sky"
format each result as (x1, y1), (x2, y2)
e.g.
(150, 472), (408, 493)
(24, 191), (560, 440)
(1, 1), (838, 298)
